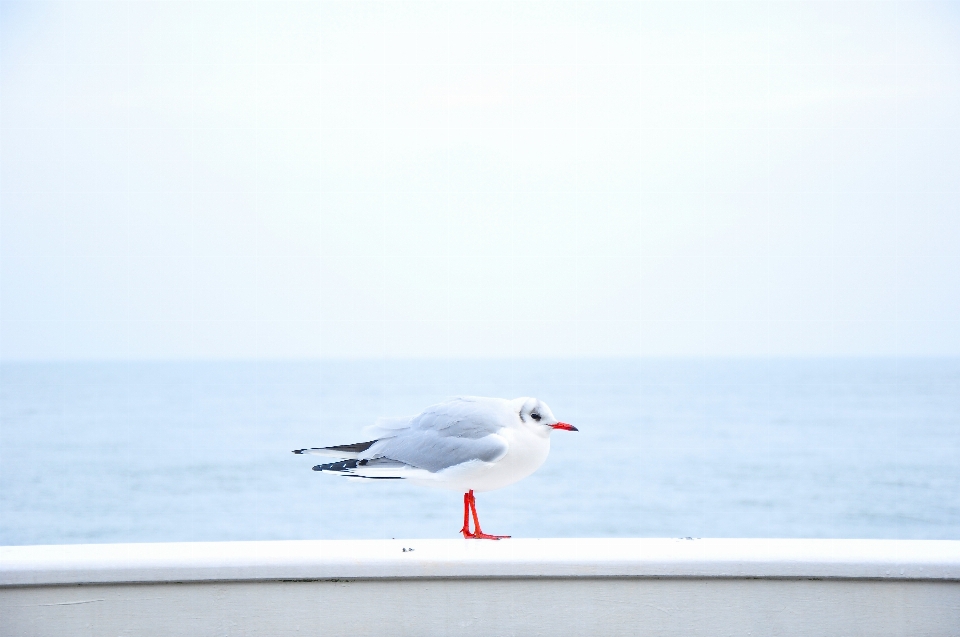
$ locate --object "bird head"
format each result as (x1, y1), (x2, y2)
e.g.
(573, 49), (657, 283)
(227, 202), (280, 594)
(518, 397), (578, 433)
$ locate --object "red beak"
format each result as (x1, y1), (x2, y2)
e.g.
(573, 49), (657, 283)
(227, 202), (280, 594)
(551, 422), (578, 431)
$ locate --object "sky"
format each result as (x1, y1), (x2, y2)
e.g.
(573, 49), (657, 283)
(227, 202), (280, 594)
(1, 1), (958, 360)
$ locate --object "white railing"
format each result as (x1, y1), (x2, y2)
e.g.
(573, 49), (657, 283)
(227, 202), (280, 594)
(2, 538), (959, 636)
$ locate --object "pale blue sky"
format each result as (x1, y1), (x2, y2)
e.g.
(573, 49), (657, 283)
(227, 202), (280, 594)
(1, 1), (958, 360)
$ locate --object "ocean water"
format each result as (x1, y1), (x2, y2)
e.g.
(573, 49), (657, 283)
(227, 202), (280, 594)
(1, 359), (958, 546)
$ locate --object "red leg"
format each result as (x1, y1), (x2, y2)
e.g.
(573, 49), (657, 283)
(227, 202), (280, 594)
(465, 490), (510, 540)
(459, 492), (472, 538)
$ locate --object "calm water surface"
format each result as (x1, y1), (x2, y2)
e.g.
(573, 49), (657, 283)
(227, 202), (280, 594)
(1, 359), (958, 545)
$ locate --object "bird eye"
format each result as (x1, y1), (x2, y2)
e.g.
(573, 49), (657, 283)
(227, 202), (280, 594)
(531, 413), (541, 421)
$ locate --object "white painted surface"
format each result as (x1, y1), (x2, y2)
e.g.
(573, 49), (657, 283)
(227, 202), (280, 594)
(2, 538), (959, 586)
(2, 539), (960, 637)
(4, 578), (960, 637)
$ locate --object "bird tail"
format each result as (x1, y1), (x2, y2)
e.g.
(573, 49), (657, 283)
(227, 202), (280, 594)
(292, 440), (378, 459)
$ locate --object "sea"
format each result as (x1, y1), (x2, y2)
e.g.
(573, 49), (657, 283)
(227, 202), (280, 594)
(1, 359), (958, 546)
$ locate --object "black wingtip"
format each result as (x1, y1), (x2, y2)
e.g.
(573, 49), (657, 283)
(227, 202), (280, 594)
(313, 458), (360, 473)
(293, 449), (303, 454)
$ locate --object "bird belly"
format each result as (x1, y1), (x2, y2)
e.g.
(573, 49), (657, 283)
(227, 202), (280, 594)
(409, 428), (551, 493)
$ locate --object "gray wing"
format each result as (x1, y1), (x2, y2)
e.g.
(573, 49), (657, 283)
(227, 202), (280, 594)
(364, 431), (507, 472)
(360, 398), (509, 472)
(409, 397), (505, 438)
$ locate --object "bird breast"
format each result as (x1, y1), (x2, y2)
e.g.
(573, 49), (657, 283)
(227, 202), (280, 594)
(468, 425), (552, 492)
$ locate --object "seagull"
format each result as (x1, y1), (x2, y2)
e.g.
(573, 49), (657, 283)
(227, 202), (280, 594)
(293, 396), (577, 540)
